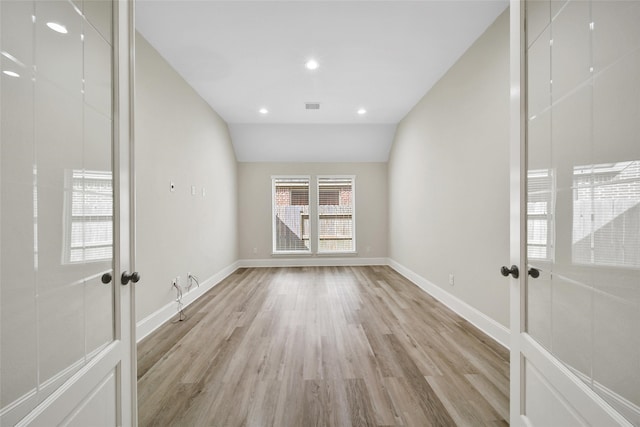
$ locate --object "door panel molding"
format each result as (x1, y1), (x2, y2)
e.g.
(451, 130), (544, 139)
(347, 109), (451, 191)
(14, 343), (122, 427)
(521, 334), (633, 427)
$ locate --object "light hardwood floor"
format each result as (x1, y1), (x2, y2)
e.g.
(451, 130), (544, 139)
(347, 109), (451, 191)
(137, 266), (509, 426)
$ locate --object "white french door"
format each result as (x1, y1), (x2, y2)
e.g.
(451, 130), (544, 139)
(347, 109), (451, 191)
(509, 0), (639, 426)
(0, 0), (137, 425)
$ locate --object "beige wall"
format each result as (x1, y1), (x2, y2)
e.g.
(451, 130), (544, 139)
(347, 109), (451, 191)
(135, 33), (238, 322)
(238, 162), (387, 260)
(387, 11), (510, 326)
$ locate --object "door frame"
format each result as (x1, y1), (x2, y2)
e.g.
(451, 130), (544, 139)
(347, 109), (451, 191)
(508, 1), (633, 426)
(508, 0), (526, 424)
(113, 0), (137, 424)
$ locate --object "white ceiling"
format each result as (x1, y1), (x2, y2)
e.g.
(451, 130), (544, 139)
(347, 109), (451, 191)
(136, 0), (508, 161)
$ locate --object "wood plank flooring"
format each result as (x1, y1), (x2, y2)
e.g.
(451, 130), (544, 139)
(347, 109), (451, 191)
(137, 266), (509, 427)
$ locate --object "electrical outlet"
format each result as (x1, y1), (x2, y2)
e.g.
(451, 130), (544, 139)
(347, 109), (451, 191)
(253, 247), (258, 254)
(365, 245), (371, 253)
(448, 274), (455, 286)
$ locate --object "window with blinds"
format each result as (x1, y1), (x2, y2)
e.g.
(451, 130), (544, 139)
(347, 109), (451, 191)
(527, 168), (554, 260)
(572, 160), (640, 268)
(272, 177), (311, 253)
(317, 176), (355, 253)
(63, 170), (113, 263)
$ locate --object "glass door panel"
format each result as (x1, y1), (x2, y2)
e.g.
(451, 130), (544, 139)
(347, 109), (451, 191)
(0, 0), (115, 414)
(525, 0), (640, 423)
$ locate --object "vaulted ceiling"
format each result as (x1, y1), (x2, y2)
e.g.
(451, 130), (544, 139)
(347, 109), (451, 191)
(136, 0), (508, 162)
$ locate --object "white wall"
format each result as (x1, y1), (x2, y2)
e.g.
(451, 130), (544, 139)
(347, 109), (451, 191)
(387, 10), (510, 327)
(135, 33), (238, 323)
(238, 162), (387, 262)
(230, 124), (396, 162)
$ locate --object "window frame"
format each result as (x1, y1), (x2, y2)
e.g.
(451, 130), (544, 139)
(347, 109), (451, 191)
(271, 175), (312, 255)
(316, 175), (357, 255)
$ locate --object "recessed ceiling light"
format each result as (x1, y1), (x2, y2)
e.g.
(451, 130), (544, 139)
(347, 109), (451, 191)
(259, 108), (269, 115)
(3, 70), (20, 78)
(357, 108), (367, 115)
(46, 22), (68, 34)
(305, 59), (319, 70)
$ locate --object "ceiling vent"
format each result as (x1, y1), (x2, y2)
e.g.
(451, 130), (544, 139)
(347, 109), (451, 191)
(305, 102), (320, 110)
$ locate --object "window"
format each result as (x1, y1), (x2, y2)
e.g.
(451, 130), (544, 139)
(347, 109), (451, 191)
(317, 176), (355, 253)
(272, 177), (311, 253)
(63, 169), (113, 263)
(271, 175), (356, 254)
(572, 161), (640, 268)
(527, 168), (554, 260)
(290, 189), (309, 206)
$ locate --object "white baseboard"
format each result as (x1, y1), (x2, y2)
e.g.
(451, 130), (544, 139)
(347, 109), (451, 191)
(387, 258), (510, 349)
(135, 261), (240, 342)
(237, 257), (387, 268)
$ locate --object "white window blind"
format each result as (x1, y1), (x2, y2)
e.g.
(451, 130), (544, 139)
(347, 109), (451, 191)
(527, 168), (554, 260)
(317, 176), (355, 253)
(64, 170), (113, 263)
(572, 160), (640, 268)
(272, 177), (310, 253)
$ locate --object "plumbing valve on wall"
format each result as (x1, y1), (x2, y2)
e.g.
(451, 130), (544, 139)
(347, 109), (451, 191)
(171, 273), (200, 322)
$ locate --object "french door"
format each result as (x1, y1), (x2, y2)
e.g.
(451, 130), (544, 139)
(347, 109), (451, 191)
(0, 0), (137, 425)
(509, 0), (639, 425)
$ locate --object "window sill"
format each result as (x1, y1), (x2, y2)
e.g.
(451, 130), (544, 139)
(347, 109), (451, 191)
(316, 251), (358, 257)
(271, 251), (312, 257)
(270, 251), (359, 257)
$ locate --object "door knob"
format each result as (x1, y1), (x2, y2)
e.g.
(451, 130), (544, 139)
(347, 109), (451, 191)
(101, 272), (112, 284)
(500, 265), (519, 279)
(528, 268), (540, 278)
(121, 271), (141, 285)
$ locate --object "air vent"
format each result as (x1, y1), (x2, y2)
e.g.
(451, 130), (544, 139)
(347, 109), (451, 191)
(305, 102), (320, 110)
